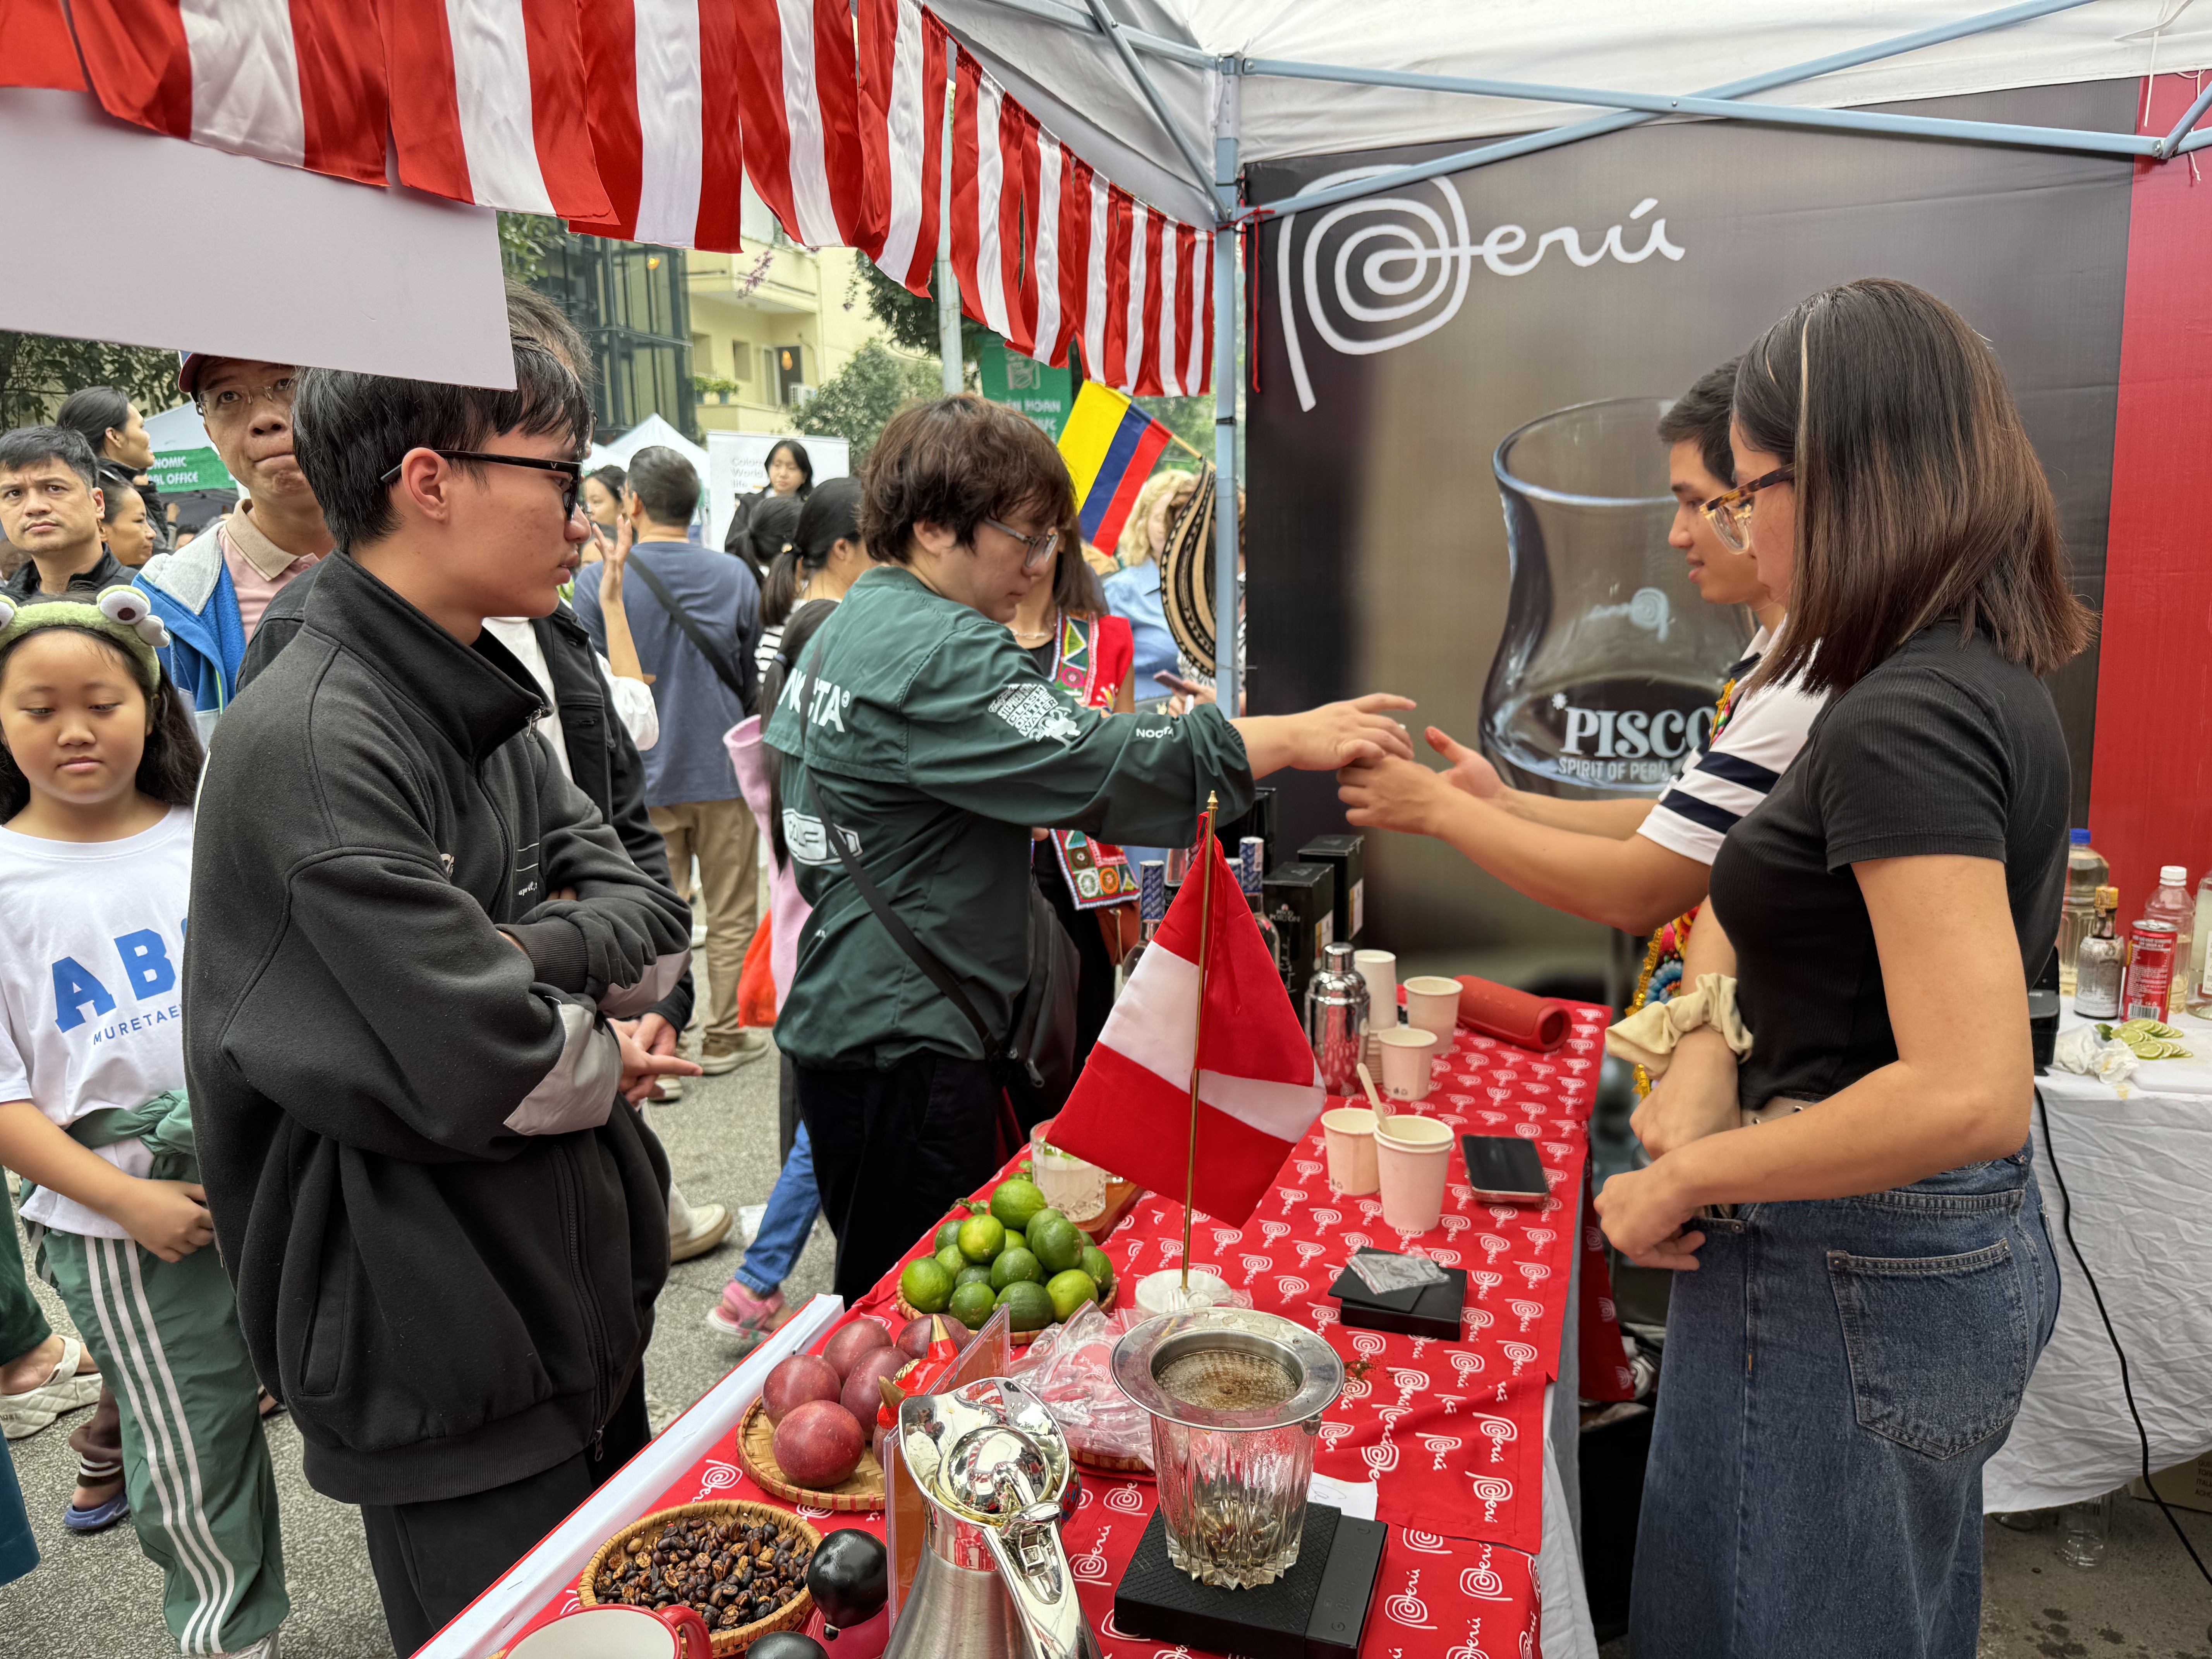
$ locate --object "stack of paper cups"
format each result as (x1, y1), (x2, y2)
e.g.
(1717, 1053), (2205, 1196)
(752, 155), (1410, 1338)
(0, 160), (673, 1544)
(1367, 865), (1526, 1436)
(1374, 1115), (1453, 1233)
(1353, 950), (1396, 1070)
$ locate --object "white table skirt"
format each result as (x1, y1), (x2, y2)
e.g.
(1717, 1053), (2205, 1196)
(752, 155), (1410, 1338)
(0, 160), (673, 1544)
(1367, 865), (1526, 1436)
(1982, 1009), (2212, 1513)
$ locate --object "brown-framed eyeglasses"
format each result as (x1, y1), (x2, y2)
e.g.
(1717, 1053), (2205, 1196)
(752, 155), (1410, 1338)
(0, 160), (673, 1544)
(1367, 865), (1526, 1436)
(1700, 466), (1794, 553)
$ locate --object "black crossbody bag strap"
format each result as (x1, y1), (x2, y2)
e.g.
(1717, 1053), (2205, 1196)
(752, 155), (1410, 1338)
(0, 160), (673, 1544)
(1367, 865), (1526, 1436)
(806, 768), (999, 1061)
(627, 557), (754, 713)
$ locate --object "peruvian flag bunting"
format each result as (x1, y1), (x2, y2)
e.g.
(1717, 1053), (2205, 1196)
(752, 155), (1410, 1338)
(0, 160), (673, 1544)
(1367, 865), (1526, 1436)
(570, 0), (746, 251)
(949, 53), (1032, 351)
(733, 0), (880, 252)
(1048, 836), (1324, 1228)
(856, 0), (946, 296)
(382, 0), (612, 219)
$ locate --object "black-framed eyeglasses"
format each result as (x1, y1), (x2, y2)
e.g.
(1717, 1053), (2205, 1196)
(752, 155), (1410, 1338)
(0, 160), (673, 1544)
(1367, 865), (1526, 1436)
(983, 516), (1060, 572)
(379, 449), (583, 517)
(1699, 465), (1794, 553)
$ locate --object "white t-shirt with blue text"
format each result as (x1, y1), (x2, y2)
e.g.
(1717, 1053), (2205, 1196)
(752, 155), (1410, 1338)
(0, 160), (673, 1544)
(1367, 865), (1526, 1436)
(0, 806), (192, 1239)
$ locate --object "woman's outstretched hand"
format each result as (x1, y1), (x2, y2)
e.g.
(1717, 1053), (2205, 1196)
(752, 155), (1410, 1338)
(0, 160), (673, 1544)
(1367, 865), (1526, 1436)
(1232, 695), (1415, 778)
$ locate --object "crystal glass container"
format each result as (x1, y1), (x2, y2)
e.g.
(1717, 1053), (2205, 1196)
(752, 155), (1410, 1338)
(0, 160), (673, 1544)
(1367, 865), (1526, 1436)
(1484, 398), (1753, 799)
(1112, 1309), (1344, 1589)
(1029, 1119), (1108, 1222)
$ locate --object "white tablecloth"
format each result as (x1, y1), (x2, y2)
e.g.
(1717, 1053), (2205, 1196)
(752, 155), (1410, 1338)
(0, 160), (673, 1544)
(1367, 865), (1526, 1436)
(1982, 1009), (2212, 1513)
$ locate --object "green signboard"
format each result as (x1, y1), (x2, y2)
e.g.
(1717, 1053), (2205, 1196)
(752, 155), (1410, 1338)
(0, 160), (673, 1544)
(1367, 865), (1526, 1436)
(151, 446), (235, 493)
(978, 343), (1076, 441)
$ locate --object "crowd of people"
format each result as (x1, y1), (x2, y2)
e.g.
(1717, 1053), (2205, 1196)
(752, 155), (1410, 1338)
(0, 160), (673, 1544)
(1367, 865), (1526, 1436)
(0, 270), (2083, 1659)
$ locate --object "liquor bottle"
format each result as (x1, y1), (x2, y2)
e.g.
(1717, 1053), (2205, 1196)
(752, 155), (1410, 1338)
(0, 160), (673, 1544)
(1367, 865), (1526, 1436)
(2073, 886), (2123, 1020)
(2187, 869), (2212, 1018)
(1116, 859), (1167, 1000)
(2140, 866), (2194, 1018)
(1238, 836), (1284, 984)
(2056, 828), (2107, 997)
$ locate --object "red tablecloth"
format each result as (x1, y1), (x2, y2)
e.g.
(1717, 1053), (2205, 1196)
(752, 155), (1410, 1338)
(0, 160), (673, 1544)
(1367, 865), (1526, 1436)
(509, 1004), (1615, 1657)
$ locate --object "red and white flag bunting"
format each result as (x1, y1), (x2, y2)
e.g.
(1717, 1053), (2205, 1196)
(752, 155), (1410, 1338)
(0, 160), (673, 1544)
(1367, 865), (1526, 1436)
(570, 0), (745, 251)
(1048, 838), (1324, 1228)
(382, 0), (610, 219)
(735, 0), (879, 252)
(855, 0), (946, 295)
(58, 0), (389, 185)
(26, 0), (1215, 393)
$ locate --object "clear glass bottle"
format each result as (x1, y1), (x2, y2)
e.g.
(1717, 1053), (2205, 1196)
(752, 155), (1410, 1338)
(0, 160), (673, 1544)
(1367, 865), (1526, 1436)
(2056, 828), (2107, 997)
(2057, 1489), (2114, 1569)
(1238, 836), (1284, 984)
(2188, 869), (2212, 1019)
(1116, 859), (1167, 1001)
(2073, 887), (2123, 1020)
(2142, 866), (2194, 1018)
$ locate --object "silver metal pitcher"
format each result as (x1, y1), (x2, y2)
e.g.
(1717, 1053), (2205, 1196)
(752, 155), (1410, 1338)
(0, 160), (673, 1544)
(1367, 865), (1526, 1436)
(1304, 941), (1370, 1094)
(882, 1378), (1101, 1659)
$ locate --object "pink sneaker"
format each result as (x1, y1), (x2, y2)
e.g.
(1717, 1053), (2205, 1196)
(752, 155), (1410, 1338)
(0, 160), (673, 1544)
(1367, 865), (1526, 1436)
(706, 1281), (789, 1346)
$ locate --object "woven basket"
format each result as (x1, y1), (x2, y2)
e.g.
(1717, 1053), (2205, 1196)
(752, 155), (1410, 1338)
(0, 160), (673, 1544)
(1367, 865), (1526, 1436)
(1072, 1446), (1152, 1480)
(738, 1398), (887, 1513)
(579, 1500), (821, 1656)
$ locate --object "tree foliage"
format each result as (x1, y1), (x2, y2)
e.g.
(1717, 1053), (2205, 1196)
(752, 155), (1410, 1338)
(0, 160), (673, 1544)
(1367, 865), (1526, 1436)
(500, 211), (568, 280)
(797, 340), (945, 468)
(0, 332), (185, 430)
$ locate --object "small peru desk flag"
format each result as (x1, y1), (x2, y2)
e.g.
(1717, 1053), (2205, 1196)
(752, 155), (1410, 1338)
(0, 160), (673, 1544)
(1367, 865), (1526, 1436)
(1048, 837), (1324, 1227)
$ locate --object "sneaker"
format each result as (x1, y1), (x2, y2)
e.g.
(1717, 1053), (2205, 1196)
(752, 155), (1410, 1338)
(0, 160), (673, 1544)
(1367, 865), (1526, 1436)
(706, 1281), (790, 1346)
(214, 1630), (280, 1659)
(0, 1337), (101, 1441)
(670, 1202), (733, 1263)
(651, 1074), (685, 1103)
(697, 1031), (770, 1075)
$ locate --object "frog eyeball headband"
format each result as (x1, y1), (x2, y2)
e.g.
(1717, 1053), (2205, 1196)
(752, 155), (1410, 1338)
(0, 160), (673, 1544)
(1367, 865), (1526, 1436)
(0, 586), (169, 699)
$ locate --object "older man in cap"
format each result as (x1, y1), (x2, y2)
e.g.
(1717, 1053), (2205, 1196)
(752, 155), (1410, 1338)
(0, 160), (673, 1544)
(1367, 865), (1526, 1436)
(132, 353), (332, 735)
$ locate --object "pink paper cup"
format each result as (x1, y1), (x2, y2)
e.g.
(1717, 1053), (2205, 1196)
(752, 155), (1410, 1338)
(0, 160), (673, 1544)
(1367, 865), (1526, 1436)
(1375, 1114), (1453, 1234)
(1321, 1106), (1380, 1195)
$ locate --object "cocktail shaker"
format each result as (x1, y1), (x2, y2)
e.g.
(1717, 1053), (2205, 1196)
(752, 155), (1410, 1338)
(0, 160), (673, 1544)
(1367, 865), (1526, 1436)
(1304, 941), (1369, 1094)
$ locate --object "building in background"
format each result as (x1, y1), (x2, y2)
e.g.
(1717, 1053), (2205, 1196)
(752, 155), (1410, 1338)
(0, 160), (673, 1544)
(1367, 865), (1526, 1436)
(686, 187), (926, 436)
(530, 235), (699, 442)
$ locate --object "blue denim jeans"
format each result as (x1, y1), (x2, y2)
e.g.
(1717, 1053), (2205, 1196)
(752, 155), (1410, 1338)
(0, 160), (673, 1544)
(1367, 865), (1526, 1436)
(1631, 1144), (2058, 1658)
(734, 1124), (819, 1298)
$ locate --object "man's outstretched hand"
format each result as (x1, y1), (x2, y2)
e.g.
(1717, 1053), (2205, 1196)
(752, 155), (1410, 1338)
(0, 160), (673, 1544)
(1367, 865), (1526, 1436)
(1425, 725), (1506, 800)
(1235, 694), (1415, 777)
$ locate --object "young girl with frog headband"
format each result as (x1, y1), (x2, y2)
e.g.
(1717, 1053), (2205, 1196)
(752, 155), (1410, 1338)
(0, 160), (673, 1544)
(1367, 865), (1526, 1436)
(0, 587), (288, 1659)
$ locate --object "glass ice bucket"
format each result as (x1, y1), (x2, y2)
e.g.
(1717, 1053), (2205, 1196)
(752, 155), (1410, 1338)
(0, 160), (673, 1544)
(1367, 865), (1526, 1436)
(1111, 1309), (1344, 1590)
(1482, 397), (1751, 799)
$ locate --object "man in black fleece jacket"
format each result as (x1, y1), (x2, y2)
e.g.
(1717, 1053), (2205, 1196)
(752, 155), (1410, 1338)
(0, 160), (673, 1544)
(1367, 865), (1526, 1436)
(184, 324), (697, 1654)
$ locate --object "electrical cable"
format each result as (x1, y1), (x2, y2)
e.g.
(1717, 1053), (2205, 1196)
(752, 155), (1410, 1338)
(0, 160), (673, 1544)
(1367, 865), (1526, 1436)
(2034, 1086), (2212, 1592)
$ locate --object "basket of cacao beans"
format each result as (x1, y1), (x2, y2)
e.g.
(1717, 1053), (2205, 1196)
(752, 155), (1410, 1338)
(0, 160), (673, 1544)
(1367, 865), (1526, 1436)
(580, 1500), (821, 1654)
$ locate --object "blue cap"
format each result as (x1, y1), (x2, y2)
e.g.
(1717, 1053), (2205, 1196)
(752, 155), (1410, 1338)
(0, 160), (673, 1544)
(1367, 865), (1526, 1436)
(2070, 828), (2092, 845)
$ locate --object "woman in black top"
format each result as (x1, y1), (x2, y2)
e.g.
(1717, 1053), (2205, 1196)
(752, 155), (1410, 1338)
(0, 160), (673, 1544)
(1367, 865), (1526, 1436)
(1597, 279), (2089, 1658)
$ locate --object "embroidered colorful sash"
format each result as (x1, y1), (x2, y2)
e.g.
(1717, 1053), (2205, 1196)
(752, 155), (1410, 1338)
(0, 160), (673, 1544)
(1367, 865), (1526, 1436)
(1050, 611), (1139, 910)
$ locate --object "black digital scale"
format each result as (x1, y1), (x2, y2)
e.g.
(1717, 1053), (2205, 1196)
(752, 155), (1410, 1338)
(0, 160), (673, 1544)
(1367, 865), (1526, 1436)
(1111, 1503), (1387, 1659)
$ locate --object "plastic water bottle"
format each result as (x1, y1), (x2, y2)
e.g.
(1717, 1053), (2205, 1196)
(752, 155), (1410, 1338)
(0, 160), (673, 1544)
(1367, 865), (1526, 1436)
(2141, 867), (2194, 1018)
(2056, 829), (2108, 997)
(2187, 869), (2212, 1019)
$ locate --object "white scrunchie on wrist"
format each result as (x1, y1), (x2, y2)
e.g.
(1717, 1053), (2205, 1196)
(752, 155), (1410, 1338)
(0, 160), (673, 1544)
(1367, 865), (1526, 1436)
(1605, 973), (1753, 1079)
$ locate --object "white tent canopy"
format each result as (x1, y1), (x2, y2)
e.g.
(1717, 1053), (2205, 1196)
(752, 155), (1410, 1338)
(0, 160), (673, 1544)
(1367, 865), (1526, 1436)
(584, 414), (711, 483)
(931, 0), (2212, 220)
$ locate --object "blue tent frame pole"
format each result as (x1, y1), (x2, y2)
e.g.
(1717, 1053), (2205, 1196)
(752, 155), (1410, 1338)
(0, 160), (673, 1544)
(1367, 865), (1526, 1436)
(1213, 61), (1241, 716)
(1081, 0), (1214, 189)
(2160, 79), (2212, 155)
(1238, 0), (2110, 220)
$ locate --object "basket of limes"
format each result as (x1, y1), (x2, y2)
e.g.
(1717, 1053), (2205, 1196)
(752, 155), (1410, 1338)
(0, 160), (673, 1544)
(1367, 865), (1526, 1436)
(895, 1176), (1120, 1343)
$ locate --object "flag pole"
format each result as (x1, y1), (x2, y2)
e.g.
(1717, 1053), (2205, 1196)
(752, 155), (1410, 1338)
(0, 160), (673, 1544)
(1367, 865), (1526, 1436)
(1181, 792), (1219, 1295)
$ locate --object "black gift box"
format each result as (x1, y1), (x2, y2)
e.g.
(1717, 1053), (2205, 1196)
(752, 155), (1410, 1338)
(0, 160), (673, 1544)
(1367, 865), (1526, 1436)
(1329, 1247), (1468, 1342)
(1111, 1503), (1386, 1659)
(1264, 862), (1336, 1000)
(1298, 833), (1365, 945)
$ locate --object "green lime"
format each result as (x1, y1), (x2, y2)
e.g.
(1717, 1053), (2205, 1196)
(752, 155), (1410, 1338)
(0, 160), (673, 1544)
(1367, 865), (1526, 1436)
(996, 1279), (1054, 1332)
(1078, 1245), (1114, 1287)
(948, 1282), (998, 1330)
(900, 1256), (954, 1315)
(1029, 1216), (1084, 1276)
(1045, 1269), (1099, 1322)
(955, 1264), (994, 1289)
(989, 1176), (1049, 1232)
(934, 1218), (966, 1254)
(935, 1244), (967, 1281)
(1001, 1229), (1026, 1255)
(956, 1214), (1005, 1264)
(989, 1247), (1042, 1292)
(1028, 1207), (1067, 1235)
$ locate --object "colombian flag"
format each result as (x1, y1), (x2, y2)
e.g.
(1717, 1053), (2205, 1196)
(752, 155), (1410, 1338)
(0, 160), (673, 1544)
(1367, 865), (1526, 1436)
(1059, 382), (1172, 555)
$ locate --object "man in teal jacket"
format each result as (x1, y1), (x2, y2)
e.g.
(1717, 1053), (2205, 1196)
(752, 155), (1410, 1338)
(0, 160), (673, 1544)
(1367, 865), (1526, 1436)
(133, 352), (331, 735)
(766, 395), (1413, 1298)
